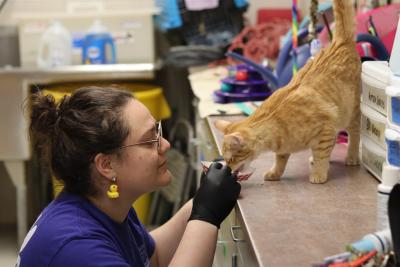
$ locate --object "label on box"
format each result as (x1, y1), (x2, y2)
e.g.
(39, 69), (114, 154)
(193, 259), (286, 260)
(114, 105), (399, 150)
(361, 114), (386, 148)
(363, 83), (387, 115)
(362, 143), (385, 179)
(66, 1), (104, 13)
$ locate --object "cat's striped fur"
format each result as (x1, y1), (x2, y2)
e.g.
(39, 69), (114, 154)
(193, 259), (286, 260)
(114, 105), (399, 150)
(215, 0), (361, 183)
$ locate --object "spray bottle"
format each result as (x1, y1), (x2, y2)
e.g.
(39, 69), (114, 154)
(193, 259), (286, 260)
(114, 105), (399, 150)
(347, 228), (392, 254)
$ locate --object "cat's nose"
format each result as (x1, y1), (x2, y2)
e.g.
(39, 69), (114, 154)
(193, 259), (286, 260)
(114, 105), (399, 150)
(226, 159), (234, 167)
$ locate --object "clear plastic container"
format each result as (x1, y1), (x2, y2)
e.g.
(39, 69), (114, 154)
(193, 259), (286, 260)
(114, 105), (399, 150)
(37, 21), (72, 68)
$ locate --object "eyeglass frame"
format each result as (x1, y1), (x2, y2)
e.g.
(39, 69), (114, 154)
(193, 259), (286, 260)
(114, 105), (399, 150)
(118, 121), (162, 151)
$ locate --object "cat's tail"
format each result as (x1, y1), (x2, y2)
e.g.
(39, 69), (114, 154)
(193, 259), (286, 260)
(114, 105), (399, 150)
(332, 0), (356, 43)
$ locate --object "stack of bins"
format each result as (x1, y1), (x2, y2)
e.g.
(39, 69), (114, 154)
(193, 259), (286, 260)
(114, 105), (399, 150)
(360, 61), (391, 181)
(42, 83), (171, 225)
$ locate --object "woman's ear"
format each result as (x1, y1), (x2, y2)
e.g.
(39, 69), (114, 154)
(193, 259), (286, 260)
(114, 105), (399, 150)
(93, 153), (115, 181)
(214, 120), (231, 133)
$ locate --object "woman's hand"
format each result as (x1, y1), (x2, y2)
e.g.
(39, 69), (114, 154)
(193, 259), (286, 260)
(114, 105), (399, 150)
(189, 162), (241, 228)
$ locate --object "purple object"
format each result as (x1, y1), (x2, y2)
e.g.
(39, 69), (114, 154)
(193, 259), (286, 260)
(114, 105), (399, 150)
(213, 90), (271, 103)
(227, 64), (265, 81)
(215, 63), (272, 103)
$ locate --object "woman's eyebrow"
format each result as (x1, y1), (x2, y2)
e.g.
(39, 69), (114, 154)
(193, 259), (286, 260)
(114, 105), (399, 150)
(139, 124), (156, 139)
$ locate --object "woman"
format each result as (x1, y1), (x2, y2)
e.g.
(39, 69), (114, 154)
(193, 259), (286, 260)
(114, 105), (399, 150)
(17, 86), (240, 267)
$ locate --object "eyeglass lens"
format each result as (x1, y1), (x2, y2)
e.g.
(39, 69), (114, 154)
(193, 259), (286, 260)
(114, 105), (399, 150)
(157, 122), (162, 150)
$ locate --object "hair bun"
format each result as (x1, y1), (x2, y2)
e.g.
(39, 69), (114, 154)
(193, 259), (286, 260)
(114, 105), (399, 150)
(57, 95), (70, 117)
(29, 92), (59, 138)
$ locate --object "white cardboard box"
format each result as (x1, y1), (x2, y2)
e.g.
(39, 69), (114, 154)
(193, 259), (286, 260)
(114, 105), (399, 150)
(361, 61), (390, 116)
(17, 10), (157, 66)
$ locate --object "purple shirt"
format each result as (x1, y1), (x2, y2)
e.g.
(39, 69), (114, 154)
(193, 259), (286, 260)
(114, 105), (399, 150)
(17, 192), (155, 267)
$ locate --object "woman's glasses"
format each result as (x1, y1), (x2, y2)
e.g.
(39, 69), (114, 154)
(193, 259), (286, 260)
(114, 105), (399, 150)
(119, 121), (162, 151)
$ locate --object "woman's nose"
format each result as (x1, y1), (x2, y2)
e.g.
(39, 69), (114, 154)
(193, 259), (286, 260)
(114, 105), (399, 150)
(160, 137), (170, 153)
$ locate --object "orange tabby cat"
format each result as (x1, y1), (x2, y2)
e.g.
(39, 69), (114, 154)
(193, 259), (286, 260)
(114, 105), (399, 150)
(215, 0), (361, 184)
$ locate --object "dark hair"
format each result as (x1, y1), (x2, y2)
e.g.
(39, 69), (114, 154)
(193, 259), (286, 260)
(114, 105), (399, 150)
(28, 86), (133, 196)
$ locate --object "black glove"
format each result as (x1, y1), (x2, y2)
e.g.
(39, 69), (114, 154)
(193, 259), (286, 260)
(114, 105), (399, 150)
(189, 162), (241, 228)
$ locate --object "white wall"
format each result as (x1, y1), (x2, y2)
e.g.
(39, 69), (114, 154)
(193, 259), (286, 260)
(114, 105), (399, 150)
(0, 0), (311, 27)
(0, 0), (155, 26)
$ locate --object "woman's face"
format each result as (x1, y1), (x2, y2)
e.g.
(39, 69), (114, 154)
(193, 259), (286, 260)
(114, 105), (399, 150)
(112, 99), (171, 198)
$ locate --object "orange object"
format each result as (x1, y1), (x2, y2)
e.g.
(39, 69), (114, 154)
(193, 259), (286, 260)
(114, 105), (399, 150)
(328, 250), (377, 267)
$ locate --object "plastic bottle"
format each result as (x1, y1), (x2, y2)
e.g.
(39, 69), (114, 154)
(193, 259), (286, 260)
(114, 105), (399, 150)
(82, 20), (116, 64)
(310, 39), (322, 58)
(347, 229), (392, 253)
(389, 17), (400, 76)
(377, 163), (400, 230)
(37, 21), (72, 68)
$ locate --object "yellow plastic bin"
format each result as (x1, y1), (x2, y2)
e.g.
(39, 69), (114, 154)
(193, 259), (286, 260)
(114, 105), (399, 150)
(42, 83), (171, 225)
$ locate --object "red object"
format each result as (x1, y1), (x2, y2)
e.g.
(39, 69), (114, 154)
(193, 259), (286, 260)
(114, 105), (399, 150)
(236, 71), (248, 81)
(257, 8), (301, 24)
(319, 3), (400, 57)
(227, 21), (290, 63)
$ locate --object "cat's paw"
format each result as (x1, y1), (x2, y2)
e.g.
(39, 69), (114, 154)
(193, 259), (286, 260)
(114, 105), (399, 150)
(309, 173), (328, 184)
(264, 170), (281, 181)
(309, 156), (314, 165)
(345, 155), (360, 166)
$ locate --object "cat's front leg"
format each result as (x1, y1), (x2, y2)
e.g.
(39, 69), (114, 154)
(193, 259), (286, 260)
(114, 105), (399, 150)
(264, 153), (290, 181)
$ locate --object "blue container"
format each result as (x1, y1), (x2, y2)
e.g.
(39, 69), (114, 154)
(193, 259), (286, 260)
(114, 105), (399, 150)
(233, 0), (248, 8)
(385, 128), (400, 166)
(392, 97), (400, 125)
(82, 33), (116, 64)
(155, 0), (182, 31)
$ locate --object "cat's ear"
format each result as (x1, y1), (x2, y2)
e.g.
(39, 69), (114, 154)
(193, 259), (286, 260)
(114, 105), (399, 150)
(214, 120), (231, 133)
(225, 132), (244, 150)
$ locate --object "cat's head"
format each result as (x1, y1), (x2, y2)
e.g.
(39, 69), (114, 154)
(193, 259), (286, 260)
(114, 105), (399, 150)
(214, 120), (257, 173)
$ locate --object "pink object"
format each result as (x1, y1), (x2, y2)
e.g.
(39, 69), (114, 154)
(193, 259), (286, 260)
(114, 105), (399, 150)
(184, 0), (219, 11)
(257, 8), (301, 24)
(319, 3), (400, 56)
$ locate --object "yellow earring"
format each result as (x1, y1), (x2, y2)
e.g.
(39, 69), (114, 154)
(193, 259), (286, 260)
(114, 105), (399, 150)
(107, 177), (119, 199)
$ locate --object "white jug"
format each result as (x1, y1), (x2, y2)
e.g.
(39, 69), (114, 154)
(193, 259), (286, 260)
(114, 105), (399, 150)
(37, 21), (72, 68)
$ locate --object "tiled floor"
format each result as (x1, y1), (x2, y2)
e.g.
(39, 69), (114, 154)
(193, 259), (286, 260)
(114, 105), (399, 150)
(0, 227), (18, 267)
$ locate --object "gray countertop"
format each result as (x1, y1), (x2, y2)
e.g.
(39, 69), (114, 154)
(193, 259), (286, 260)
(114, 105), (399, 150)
(206, 115), (378, 267)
